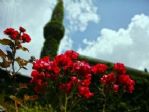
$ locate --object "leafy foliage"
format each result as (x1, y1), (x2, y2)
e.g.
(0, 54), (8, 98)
(0, 27), (31, 77)
(40, 0), (65, 59)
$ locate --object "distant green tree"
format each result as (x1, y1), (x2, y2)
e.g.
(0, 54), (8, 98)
(40, 0), (65, 59)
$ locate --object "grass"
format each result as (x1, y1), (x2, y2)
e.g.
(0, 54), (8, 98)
(0, 93), (55, 112)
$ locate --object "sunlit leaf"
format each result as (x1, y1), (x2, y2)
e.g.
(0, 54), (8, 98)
(29, 95), (38, 101)
(19, 83), (28, 89)
(20, 46), (29, 52)
(15, 57), (28, 67)
(0, 38), (14, 46)
(0, 57), (11, 68)
(15, 40), (21, 46)
(24, 94), (30, 101)
(10, 95), (22, 105)
(24, 95), (38, 101)
(0, 49), (7, 57)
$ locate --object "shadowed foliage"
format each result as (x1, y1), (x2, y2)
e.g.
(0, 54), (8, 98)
(40, 0), (65, 59)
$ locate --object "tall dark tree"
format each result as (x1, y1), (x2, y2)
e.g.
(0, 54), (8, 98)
(40, 0), (65, 59)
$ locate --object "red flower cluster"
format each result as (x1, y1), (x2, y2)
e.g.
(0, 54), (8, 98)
(4, 27), (31, 43)
(31, 56), (60, 93)
(31, 50), (94, 98)
(78, 73), (94, 99)
(19, 26), (26, 32)
(100, 72), (115, 85)
(4, 28), (19, 40)
(31, 70), (49, 93)
(59, 73), (94, 99)
(114, 63), (126, 74)
(92, 63), (108, 74)
(31, 51), (135, 98)
(100, 63), (135, 93)
(72, 61), (91, 75)
(118, 74), (135, 93)
(21, 33), (31, 43)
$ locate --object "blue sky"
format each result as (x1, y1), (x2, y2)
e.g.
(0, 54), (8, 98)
(0, 0), (149, 75)
(96, 0), (149, 29)
(70, 0), (149, 49)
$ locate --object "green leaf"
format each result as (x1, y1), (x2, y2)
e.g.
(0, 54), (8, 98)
(15, 57), (28, 67)
(0, 49), (7, 57)
(0, 38), (14, 46)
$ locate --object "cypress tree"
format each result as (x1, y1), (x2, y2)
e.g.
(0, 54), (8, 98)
(40, 0), (65, 59)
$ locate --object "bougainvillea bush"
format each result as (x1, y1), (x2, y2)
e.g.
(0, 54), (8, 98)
(31, 50), (135, 112)
(0, 27), (137, 112)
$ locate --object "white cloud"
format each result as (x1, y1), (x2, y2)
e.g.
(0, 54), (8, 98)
(78, 14), (149, 70)
(58, 0), (99, 53)
(64, 0), (99, 32)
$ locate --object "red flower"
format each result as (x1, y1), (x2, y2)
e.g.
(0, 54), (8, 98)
(4, 28), (15, 35)
(84, 91), (94, 99)
(113, 84), (119, 92)
(54, 54), (73, 70)
(37, 79), (43, 86)
(114, 63), (126, 74)
(42, 56), (50, 62)
(70, 76), (79, 84)
(19, 26), (26, 32)
(92, 64), (108, 74)
(11, 30), (19, 40)
(45, 72), (51, 78)
(4, 28), (19, 40)
(118, 74), (135, 93)
(81, 79), (91, 86)
(51, 62), (60, 75)
(64, 50), (79, 60)
(78, 86), (94, 99)
(59, 82), (73, 94)
(72, 61), (91, 75)
(84, 74), (92, 80)
(21, 33), (31, 43)
(128, 84), (135, 93)
(119, 74), (131, 84)
(31, 70), (39, 78)
(100, 72), (115, 85)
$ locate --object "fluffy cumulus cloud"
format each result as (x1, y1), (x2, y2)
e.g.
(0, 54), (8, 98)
(59, 0), (100, 53)
(64, 0), (99, 32)
(78, 14), (149, 70)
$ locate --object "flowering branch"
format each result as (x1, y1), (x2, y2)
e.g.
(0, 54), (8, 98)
(0, 27), (31, 78)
